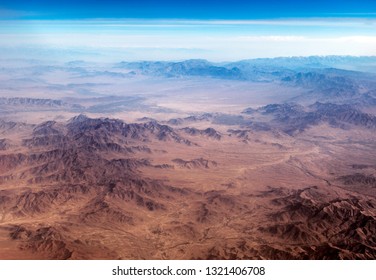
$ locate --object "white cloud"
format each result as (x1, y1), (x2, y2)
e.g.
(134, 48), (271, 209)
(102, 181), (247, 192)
(1, 20), (376, 61)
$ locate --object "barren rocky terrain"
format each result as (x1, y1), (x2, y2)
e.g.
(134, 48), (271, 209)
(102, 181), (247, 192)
(0, 57), (375, 259)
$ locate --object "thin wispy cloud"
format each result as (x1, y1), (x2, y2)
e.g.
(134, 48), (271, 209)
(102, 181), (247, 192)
(0, 19), (375, 61)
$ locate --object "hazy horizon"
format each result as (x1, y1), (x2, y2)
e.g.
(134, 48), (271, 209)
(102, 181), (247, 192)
(1, 18), (376, 62)
(2, 1), (376, 61)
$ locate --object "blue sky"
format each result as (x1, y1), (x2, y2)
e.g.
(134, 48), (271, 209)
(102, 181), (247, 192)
(1, 1), (376, 61)
(1, 0), (376, 19)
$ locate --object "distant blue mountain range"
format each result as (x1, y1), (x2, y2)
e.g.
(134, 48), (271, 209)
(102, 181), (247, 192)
(116, 56), (376, 105)
(117, 56), (376, 81)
